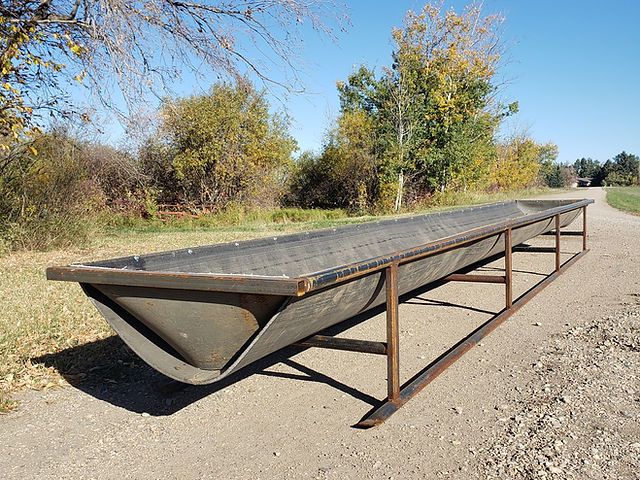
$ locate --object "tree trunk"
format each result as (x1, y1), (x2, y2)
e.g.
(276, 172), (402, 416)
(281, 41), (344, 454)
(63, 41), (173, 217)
(394, 171), (404, 212)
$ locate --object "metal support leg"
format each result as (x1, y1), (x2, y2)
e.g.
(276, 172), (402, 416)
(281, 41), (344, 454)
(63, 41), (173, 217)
(356, 227), (590, 429)
(505, 228), (513, 309)
(385, 263), (400, 402)
(582, 206), (588, 251)
(555, 215), (561, 272)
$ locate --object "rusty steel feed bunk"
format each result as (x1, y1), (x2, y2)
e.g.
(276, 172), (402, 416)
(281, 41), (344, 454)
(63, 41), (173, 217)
(47, 199), (593, 427)
(295, 206), (589, 428)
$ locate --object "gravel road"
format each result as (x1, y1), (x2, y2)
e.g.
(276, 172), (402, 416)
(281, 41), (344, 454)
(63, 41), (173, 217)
(1, 187), (638, 479)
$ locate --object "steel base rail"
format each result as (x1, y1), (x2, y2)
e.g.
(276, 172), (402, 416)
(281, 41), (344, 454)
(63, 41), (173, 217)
(295, 335), (388, 355)
(296, 206), (589, 428)
(541, 231), (583, 236)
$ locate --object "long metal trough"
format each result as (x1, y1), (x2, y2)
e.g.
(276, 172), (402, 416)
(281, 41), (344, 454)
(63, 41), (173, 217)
(47, 198), (593, 425)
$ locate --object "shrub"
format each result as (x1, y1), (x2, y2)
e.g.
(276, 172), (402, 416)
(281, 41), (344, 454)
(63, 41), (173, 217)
(149, 80), (296, 209)
(0, 130), (104, 251)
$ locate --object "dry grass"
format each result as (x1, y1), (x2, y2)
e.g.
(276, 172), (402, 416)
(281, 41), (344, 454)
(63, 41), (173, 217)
(0, 188), (564, 412)
(0, 226), (319, 412)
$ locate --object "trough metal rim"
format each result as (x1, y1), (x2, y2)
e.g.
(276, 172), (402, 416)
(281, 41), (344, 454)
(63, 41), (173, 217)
(304, 198), (593, 292)
(45, 198), (593, 297)
(45, 268), (309, 296)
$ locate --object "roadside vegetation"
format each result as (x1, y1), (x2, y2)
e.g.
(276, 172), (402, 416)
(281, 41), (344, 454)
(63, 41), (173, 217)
(2, 3), (582, 254)
(606, 187), (640, 215)
(574, 152), (640, 186)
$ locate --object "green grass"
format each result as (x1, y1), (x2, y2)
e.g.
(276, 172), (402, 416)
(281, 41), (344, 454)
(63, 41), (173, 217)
(105, 207), (352, 233)
(106, 189), (559, 234)
(0, 187), (565, 412)
(606, 187), (640, 215)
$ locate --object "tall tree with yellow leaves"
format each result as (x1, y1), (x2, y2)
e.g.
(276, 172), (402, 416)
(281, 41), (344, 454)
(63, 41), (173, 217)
(335, 2), (517, 209)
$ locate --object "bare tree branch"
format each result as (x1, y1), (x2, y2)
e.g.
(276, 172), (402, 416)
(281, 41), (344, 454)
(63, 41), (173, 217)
(0, 0), (346, 153)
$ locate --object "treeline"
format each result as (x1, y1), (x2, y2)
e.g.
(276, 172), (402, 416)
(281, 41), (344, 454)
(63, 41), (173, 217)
(573, 153), (640, 186)
(0, 4), (622, 252)
(287, 5), (557, 212)
(539, 152), (640, 189)
(0, 81), (294, 249)
(0, 81), (560, 251)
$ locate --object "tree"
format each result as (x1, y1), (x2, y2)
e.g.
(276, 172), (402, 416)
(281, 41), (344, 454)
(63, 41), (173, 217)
(573, 157), (600, 178)
(611, 151), (639, 184)
(153, 80), (296, 208)
(286, 110), (378, 211)
(586, 152), (639, 186)
(337, 64), (420, 211)
(598, 151), (640, 186)
(492, 137), (555, 190)
(332, 2), (513, 210)
(544, 164), (564, 188)
(0, 0), (341, 155)
(560, 164), (577, 187)
(537, 142), (560, 185)
(439, 113), (498, 192)
(81, 142), (150, 212)
(391, 3), (508, 194)
(0, 127), (107, 249)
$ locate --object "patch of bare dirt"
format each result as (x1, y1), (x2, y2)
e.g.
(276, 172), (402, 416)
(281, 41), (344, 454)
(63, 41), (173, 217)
(480, 307), (640, 479)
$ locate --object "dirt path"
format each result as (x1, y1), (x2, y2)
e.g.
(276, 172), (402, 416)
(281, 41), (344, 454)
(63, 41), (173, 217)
(1, 187), (638, 479)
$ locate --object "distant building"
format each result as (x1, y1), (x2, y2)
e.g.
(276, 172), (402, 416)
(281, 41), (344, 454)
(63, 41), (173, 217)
(577, 177), (592, 187)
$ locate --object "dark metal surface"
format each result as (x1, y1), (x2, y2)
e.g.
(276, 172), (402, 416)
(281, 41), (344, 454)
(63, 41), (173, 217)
(541, 231), (583, 236)
(46, 199), (593, 385)
(513, 246), (558, 253)
(444, 273), (506, 283)
(294, 336), (387, 355)
(302, 199), (592, 292)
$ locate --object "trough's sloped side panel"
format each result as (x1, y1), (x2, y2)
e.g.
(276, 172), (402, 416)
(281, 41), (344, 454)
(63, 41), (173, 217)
(229, 244), (501, 374)
(225, 211), (581, 376)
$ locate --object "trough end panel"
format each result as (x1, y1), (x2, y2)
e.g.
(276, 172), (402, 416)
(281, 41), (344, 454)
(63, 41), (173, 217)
(81, 284), (224, 384)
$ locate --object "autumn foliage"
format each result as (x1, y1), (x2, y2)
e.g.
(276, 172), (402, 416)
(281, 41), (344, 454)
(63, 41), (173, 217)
(143, 81), (296, 209)
(289, 3), (548, 212)
(2, 2), (631, 252)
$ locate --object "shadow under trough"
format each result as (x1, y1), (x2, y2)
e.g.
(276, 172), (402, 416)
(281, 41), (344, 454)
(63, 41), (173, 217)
(33, 251), (514, 417)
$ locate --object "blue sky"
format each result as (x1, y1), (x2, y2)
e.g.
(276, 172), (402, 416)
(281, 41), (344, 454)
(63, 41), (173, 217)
(278, 0), (640, 163)
(99, 0), (640, 164)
